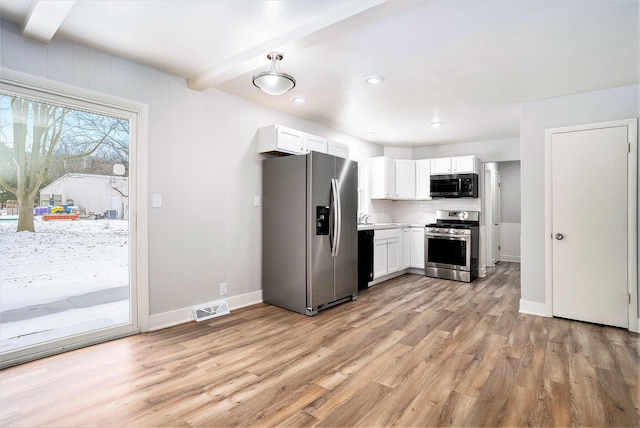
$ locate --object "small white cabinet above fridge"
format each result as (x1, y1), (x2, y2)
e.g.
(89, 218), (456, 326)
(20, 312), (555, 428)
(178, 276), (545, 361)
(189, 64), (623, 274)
(258, 124), (349, 158)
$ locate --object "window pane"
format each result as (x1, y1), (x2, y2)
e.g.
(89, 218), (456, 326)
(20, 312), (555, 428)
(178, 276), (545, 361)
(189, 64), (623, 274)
(0, 93), (131, 354)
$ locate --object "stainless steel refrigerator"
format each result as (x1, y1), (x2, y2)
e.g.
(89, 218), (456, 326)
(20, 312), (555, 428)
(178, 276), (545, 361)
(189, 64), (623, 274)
(262, 151), (358, 316)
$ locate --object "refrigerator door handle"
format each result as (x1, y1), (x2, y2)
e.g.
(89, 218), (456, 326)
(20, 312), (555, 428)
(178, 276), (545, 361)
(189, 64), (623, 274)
(331, 178), (341, 257)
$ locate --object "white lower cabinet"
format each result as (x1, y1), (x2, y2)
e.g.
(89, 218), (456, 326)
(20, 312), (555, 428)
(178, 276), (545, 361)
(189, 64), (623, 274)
(373, 228), (402, 279)
(410, 227), (425, 268)
(403, 227), (425, 269)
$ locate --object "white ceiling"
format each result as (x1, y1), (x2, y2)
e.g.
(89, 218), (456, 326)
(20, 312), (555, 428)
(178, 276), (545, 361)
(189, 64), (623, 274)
(1, 0), (638, 146)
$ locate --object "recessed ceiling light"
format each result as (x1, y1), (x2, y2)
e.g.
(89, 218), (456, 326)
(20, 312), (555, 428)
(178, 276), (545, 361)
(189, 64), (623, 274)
(291, 96), (305, 104)
(364, 131), (376, 137)
(364, 75), (384, 85)
(431, 121), (444, 128)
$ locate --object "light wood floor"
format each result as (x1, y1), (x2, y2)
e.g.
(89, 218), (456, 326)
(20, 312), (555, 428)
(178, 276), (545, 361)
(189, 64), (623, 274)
(1, 263), (638, 427)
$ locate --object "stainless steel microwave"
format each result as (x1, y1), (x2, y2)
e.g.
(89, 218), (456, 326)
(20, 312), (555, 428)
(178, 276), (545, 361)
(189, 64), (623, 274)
(430, 173), (478, 198)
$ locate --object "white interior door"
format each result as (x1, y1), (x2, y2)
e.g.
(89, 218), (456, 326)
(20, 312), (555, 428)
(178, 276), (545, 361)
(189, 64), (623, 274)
(550, 125), (629, 328)
(484, 167), (501, 267)
(491, 170), (501, 265)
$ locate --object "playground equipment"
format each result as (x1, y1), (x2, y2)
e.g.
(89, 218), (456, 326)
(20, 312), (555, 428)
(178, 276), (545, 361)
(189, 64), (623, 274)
(43, 213), (78, 221)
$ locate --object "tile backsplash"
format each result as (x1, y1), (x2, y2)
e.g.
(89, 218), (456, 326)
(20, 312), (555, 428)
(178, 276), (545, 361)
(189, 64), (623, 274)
(371, 198), (482, 225)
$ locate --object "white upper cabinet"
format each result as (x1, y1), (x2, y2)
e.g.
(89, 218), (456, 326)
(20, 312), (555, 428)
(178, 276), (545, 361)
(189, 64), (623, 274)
(415, 159), (431, 199)
(259, 125), (306, 155)
(430, 157), (453, 174)
(395, 160), (416, 199)
(452, 155), (476, 173)
(259, 124), (337, 156)
(370, 157), (396, 199)
(430, 155), (477, 174)
(328, 141), (349, 159)
(305, 134), (328, 154)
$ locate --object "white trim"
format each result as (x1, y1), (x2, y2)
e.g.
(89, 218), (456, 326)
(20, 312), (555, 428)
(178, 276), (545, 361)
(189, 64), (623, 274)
(500, 255), (521, 263)
(519, 299), (551, 317)
(149, 290), (263, 331)
(0, 68), (150, 360)
(544, 118), (638, 332)
(478, 265), (487, 278)
(368, 270), (406, 287)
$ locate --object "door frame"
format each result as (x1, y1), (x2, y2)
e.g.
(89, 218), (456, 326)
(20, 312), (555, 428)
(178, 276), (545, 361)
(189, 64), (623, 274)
(0, 68), (150, 367)
(483, 164), (501, 267)
(544, 118), (638, 332)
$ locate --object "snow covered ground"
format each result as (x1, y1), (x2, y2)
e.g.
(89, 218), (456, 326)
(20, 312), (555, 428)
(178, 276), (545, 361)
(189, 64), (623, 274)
(0, 217), (129, 353)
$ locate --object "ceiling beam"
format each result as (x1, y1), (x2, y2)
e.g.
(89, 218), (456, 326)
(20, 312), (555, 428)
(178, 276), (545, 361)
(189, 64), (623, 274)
(187, 0), (425, 91)
(22, 0), (76, 44)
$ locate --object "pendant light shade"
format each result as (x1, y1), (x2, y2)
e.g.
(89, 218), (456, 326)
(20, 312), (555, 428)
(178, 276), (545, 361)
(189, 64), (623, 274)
(252, 52), (296, 95)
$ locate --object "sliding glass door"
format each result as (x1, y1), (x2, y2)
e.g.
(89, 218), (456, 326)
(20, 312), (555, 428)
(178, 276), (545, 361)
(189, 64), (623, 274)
(0, 83), (141, 368)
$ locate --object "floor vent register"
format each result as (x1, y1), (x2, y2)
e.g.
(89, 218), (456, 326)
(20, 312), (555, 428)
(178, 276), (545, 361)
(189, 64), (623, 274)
(193, 300), (230, 322)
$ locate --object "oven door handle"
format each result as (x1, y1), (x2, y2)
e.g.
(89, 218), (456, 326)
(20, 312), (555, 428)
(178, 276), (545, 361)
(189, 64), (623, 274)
(426, 232), (470, 239)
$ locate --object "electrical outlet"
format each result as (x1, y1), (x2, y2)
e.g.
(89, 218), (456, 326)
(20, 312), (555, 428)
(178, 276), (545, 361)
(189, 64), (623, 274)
(220, 282), (228, 295)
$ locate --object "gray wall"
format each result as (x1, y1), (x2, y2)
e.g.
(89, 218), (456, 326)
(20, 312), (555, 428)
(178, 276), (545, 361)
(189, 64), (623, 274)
(520, 84), (639, 307)
(0, 19), (381, 323)
(499, 161), (520, 223)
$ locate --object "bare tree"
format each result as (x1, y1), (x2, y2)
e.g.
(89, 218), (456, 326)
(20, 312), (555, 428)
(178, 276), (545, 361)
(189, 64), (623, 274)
(0, 96), (123, 232)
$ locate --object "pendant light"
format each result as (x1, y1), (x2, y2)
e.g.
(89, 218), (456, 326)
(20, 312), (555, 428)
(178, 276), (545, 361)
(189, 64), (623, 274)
(252, 52), (296, 95)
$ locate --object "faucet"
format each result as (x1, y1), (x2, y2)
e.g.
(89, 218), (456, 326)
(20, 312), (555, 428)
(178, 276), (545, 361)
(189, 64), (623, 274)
(358, 213), (371, 224)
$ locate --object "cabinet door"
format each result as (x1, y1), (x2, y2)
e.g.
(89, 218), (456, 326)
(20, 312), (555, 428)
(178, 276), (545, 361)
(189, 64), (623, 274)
(385, 158), (396, 198)
(410, 228), (425, 268)
(386, 237), (401, 274)
(403, 229), (412, 269)
(370, 157), (388, 199)
(328, 141), (349, 159)
(452, 155), (476, 173)
(395, 160), (416, 199)
(415, 159), (431, 199)
(306, 134), (328, 154)
(276, 126), (306, 154)
(373, 239), (388, 278)
(430, 157), (452, 174)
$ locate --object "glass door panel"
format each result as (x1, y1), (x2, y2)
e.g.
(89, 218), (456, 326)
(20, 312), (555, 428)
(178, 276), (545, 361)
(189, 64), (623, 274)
(0, 91), (136, 366)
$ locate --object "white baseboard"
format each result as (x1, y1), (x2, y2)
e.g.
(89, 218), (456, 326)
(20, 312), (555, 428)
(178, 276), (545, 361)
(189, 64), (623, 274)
(149, 290), (263, 331)
(500, 255), (521, 263)
(519, 299), (551, 317)
(368, 270), (406, 287)
(479, 265), (487, 278)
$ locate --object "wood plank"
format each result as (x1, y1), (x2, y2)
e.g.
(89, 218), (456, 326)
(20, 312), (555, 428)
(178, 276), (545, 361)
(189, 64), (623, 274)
(0, 262), (637, 427)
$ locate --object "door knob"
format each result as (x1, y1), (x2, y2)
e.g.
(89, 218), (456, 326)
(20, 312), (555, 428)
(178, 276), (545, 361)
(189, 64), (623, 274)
(555, 233), (564, 240)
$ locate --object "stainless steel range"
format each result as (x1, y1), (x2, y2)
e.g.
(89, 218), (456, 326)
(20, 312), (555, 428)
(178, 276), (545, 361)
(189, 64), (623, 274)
(424, 210), (479, 282)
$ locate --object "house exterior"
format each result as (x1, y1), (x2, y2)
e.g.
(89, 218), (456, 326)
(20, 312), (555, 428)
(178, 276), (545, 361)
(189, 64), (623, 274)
(39, 173), (129, 219)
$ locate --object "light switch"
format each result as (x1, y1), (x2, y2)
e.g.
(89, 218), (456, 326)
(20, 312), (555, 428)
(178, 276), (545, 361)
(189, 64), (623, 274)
(254, 195), (261, 207)
(152, 193), (162, 208)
